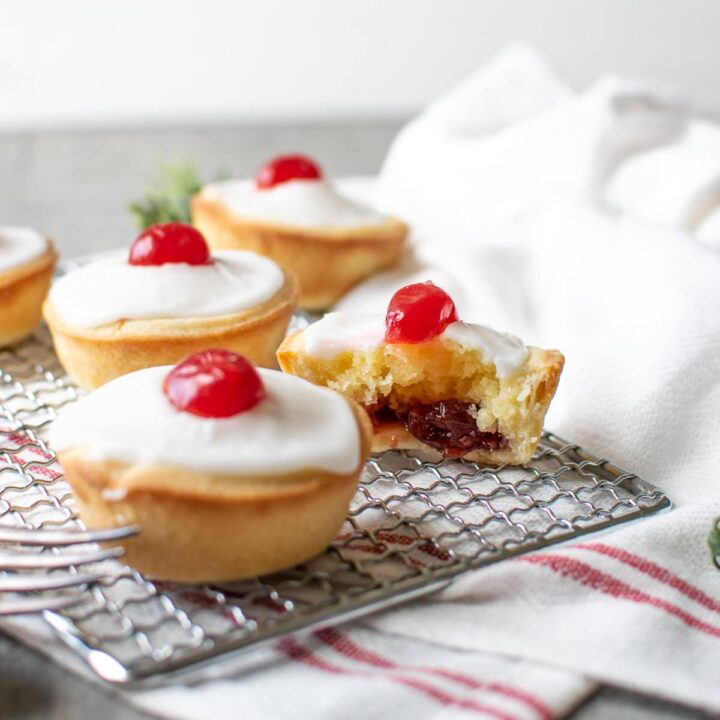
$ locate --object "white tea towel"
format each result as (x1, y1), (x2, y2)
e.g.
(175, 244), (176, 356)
(340, 45), (720, 713)
(698, 205), (720, 247)
(2, 615), (592, 720)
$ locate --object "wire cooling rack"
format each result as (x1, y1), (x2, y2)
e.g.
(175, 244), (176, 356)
(0, 328), (671, 684)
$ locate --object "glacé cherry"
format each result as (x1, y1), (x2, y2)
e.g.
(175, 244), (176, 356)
(129, 222), (210, 266)
(164, 349), (266, 418)
(255, 154), (323, 189)
(384, 281), (458, 344)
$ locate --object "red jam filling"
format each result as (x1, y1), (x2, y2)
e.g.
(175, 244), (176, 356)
(367, 400), (507, 458)
(164, 349), (265, 418)
(255, 154), (323, 189)
(129, 222), (210, 266)
(405, 400), (507, 457)
(384, 282), (459, 344)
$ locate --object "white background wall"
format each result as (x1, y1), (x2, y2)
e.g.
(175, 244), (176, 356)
(0, 0), (718, 130)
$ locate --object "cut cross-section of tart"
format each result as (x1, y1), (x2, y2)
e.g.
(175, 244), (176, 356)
(277, 282), (564, 465)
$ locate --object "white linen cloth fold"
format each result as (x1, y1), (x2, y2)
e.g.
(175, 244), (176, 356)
(342, 45), (720, 714)
(4, 45), (720, 719)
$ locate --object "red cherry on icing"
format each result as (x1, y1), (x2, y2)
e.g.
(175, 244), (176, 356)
(384, 282), (459, 344)
(255, 154), (323, 190)
(164, 349), (266, 418)
(129, 222), (210, 266)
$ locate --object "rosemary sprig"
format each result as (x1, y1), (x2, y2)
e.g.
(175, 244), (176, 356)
(709, 518), (720, 568)
(128, 164), (214, 229)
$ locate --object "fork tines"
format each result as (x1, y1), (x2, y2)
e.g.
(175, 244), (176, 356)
(0, 524), (139, 616)
(0, 525), (138, 547)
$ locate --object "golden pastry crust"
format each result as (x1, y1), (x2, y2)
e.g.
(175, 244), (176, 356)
(43, 269), (298, 390)
(191, 192), (408, 310)
(56, 399), (373, 582)
(0, 243), (57, 346)
(277, 330), (564, 465)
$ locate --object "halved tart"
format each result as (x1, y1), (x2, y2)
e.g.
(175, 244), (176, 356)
(278, 282), (564, 465)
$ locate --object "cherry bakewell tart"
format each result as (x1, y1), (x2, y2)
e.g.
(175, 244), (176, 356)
(0, 227), (57, 346)
(191, 154), (408, 310)
(48, 350), (373, 582)
(278, 282), (564, 465)
(43, 222), (298, 389)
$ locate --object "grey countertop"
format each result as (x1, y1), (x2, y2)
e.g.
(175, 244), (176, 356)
(0, 123), (713, 720)
(1, 121), (397, 258)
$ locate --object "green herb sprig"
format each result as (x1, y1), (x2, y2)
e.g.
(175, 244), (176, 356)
(129, 164), (226, 229)
(709, 518), (720, 568)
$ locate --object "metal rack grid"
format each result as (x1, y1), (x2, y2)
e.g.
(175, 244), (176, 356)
(0, 328), (671, 684)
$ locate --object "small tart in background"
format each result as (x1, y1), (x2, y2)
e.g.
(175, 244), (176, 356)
(0, 227), (57, 346)
(191, 154), (408, 310)
(49, 350), (373, 582)
(278, 282), (564, 466)
(43, 223), (298, 389)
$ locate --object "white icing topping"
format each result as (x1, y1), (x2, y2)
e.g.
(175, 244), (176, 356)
(302, 312), (529, 378)
(442, 321), (529, 377)
(303, 313), (386, 357)
(48, 366), (362, 475)
(49, 250), (284, 328)
(202, 179), (388, 228)
(0, 227), (48, 273)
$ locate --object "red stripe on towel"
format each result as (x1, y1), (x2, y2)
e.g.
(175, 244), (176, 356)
(315, 628), (554, 720)
(520, 554), (720, 640)
(279, 636), (524, 719)
(578, 543), (720, 615)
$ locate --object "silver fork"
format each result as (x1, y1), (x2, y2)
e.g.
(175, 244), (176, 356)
(0, 525), (138, 615)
